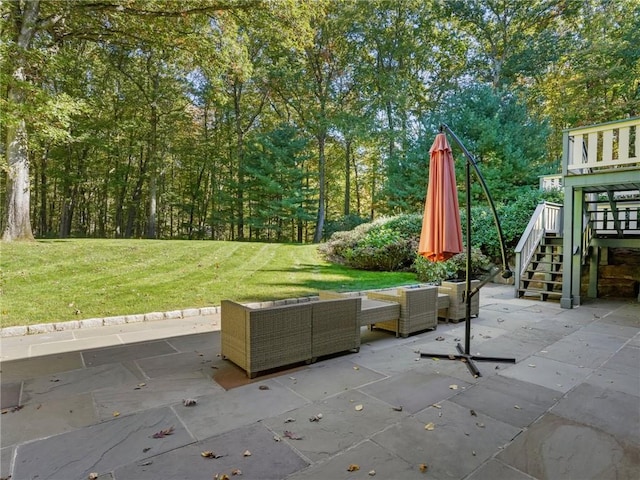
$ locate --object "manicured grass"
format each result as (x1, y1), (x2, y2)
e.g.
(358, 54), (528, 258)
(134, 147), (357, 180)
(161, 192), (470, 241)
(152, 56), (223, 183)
(1, 239), (417, 327)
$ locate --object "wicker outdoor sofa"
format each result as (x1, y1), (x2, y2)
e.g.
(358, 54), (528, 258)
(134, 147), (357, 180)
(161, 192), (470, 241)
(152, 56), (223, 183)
(221, 297), (360, 378)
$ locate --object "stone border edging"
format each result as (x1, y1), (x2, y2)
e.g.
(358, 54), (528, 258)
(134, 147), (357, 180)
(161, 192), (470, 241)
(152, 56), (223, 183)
(1, 306), (221, 338)
(0, 295), (320, 338)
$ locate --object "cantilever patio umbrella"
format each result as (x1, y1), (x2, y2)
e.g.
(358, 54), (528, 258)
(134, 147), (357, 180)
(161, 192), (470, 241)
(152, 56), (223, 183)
(418, 132), (463, 262)
(419, 126), (515, 377)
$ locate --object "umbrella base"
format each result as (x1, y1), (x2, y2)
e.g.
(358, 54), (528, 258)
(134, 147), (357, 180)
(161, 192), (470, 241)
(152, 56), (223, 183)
(420, 343), (515, 378)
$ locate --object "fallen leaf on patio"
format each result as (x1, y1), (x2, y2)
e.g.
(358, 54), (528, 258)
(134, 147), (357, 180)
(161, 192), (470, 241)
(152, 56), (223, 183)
(528, 364), (536, 368)
(435, 336), (445, 341)
(152, 426), (174, 438)
(231, 469), (242, 476)
(243, 450), (251, 457)
(138, 461), (152, 466)
(138, 383), (146, 387)
(309, 414), (322, 422)
(183, 398), (197, 406)
(470, 409), (477, 416)
(112, 411), (120, 417)
(353, 366), (360, 370)
(448, 355), (456, 360)
(284, 417), (296, 423)
(355, 404), (364, 411)
(347, 464), (360, 472)
(143, 447), (151, 452)
(419, 463), (428, 472)
(284, 430), (303, 440)
(214, 474), (230, 480)
(50, 378), (60, 382)
(431, 404), (441, 409)
(514, 405), (521, 410)
(273, 435), (281, 442)
(424, 422), (435, 431)
(259, 385), (270, 390)
(368, 469), (376, 476)
(449, 384), (458, 390)
(475, 422), (485, 428)
(201, 451), (224, 459)
(497, 318), (504, 323)
(392, 405), (403, 412)
(88, 473), (99, 480)
(472, 450), (476, 456)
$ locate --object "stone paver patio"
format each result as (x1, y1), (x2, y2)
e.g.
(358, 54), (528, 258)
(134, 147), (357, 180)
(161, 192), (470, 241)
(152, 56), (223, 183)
(1, 284), (638, 479)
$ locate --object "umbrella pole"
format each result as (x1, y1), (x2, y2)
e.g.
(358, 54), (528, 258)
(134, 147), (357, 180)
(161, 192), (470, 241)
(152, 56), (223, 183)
(420, 125), (516, 378)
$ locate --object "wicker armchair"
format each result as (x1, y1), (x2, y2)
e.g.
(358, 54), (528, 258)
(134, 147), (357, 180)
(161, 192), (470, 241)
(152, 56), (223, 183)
(437, 280), (480, 322)
(367, 285), (438, 337)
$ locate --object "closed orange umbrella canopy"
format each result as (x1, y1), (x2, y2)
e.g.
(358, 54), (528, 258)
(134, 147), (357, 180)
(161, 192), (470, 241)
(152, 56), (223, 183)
(418, 133), (463, 262)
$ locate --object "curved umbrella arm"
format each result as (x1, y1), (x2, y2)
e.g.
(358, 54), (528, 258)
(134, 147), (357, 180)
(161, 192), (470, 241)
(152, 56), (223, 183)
(440, 123), (513, 281)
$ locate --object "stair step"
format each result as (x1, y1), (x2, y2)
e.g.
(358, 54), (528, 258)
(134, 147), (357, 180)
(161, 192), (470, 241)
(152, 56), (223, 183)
(542, 239), (563, 246)
(517, 289), (563, 300)
(523, 279), (563, 284)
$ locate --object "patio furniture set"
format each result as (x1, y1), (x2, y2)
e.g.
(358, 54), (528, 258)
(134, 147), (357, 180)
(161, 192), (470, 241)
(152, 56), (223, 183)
(221, 281), (479, 378)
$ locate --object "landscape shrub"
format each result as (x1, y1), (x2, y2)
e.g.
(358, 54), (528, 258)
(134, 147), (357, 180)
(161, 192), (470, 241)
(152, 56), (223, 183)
(318, 214), (422, 271)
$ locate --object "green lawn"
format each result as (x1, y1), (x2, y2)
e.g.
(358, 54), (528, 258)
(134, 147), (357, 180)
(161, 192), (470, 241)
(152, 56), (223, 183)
(0, 239), (417, 327)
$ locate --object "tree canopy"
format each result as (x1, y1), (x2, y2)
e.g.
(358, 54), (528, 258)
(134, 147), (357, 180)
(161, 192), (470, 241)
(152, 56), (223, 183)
(1, 0), (638, 242)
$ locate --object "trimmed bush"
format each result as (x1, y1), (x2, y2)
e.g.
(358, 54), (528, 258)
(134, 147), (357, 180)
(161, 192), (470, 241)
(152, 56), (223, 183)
(319, 214), (422, 271)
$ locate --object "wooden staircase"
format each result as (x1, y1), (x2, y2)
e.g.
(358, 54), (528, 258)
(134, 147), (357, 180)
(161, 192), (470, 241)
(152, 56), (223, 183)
(517, 235), (563, 301)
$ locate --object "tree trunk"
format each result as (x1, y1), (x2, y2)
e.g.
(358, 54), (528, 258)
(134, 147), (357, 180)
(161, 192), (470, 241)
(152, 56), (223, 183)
(147, 172), (157, 238)
(2, 0), (40, 242)
(344, 137), (352, 216)
(352, 151), (362, 215)
(37, 148), (48, 237)
(313, 132), (326, 243)
(234, 82), (245, 240)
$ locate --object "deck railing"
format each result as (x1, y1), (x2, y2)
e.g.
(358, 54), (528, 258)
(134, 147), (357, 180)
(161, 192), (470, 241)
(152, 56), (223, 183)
(514, 202), (563, 295)
(590, 203), (640, 236)
(563, 117), (640, 175)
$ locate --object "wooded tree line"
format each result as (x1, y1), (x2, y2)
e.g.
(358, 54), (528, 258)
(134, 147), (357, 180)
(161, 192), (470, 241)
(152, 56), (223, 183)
(2, 0), (638, 242)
